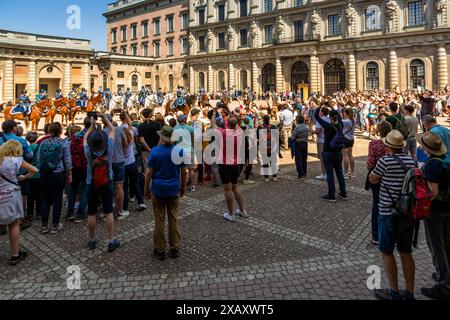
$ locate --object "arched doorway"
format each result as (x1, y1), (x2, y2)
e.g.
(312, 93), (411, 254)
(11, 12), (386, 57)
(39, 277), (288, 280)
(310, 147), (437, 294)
(131, 74), (139, 92)
(324, 59), (345, 95)
(199, 72), (205, 90)
(240, 70), (248, 90)
(290, 61), (309, 92)
(410, 59), (425, 89)
(262, 63), (275, 92)
(366, 62), (379, 90)
(102, 74), (108, 90)
(39, 65), (62, 98)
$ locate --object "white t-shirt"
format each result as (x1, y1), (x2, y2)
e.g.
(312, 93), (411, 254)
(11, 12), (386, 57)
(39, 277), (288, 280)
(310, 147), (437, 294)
(121, 125), (135, 166)
(315, 116), (329, 144)
(0, 157), (22, 192)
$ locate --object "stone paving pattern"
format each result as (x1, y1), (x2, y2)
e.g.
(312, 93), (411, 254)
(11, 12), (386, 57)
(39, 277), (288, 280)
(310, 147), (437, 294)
(0, 132), (438, 300)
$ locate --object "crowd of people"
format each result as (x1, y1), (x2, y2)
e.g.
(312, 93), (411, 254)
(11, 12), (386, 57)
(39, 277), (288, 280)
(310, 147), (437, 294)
(0, 87), (449, 300)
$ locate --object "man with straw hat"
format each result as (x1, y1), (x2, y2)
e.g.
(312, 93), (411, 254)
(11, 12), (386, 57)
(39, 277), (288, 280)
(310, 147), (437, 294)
(417, 132), (450, 300)
(144, 126), (186, 261)
(369, 129), (417, 300)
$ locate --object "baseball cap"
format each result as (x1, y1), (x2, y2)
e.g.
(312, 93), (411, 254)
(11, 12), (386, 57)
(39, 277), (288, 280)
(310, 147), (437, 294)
(2, 120), (18, 133)
(177, 115), (188, 122)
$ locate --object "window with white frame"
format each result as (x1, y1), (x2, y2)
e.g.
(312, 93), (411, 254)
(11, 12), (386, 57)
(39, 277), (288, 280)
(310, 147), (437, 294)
(408, 1), (423, 26)
(365, 5), (381, 31)
(328, 15), (341, 36)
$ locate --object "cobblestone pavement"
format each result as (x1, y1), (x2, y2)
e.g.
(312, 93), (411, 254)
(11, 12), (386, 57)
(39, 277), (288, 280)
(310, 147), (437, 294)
(0, 132), (439, 300)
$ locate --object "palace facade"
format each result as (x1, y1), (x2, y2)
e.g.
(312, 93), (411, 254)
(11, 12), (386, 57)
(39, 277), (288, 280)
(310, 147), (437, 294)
(186, 0), (450, 95)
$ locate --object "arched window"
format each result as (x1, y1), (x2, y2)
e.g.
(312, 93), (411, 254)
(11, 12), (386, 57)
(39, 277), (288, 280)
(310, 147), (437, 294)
(365, 5), (381, 31)
(155, 75), (160, 90)
(218, 71), (226, 90)
(240, 70), (248, 90)
(262, 63), (276, 92)
(169, 75), (174, 92)
(366, 62), (379, 90)
(410, 59), (425, 89)
(199, 72), (205, 90)
(183, 73), (188, 88)
(290, 61), (309, 92)
(131, 74), (139, 92)
(324, 59), (346, 95)
(102, 74), (108, 90)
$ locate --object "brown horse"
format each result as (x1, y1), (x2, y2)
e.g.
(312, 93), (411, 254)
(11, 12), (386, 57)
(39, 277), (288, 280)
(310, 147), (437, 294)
(4, 103), (47, 131)
(53, 98), (70, 126)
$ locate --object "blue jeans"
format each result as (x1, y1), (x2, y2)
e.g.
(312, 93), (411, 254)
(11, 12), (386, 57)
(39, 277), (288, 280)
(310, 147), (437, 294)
(295, 141), (308, 177)
(371, 182), (381, 242)
(67, 169), (88, 217)
(124, 161), (144, 211)
(40, 172), (67, 226)
(322, 151), (346, 197)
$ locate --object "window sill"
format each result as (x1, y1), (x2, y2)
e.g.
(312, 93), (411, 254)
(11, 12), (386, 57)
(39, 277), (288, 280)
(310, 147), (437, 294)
(324, 35), (342, 40)
(142, 35), (148, 39)
(404, 24), (426, 31)
(154, 33), (161, 37)
(361, 29), (382, 34)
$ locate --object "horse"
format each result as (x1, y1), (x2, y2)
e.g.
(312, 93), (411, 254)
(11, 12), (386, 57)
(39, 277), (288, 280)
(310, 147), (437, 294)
(4, 100), (54, 131)
(126, 94), (140, 114)
(53, 98), (70, 127)
(109, 95), (125, 116)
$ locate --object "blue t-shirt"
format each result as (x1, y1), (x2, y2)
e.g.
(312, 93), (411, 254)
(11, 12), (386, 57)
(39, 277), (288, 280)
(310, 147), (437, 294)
(84, 138), (114, 185)
(147, 144), (184, 197)
(0, 132), (33, 158)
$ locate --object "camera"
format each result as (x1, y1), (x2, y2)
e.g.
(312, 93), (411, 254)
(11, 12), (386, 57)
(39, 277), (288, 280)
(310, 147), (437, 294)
(88, 112), (98, 121)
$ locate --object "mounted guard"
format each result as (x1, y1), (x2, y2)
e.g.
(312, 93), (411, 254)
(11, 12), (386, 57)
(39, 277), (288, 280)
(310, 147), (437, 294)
(103, 88), (112, 110)
(10, 90), (32, 120)
(77, 88), (88, 109)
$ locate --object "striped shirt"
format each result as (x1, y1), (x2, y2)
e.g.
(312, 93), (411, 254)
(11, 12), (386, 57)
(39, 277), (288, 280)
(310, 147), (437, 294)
(372, 153), (416, 216)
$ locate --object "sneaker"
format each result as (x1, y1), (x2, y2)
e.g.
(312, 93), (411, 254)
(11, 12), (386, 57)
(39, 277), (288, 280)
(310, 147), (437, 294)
(321, 195), (337, 203)
(10, 251), (28, 266)
(264, 178), (270, 183)
(50, 224), (60, 234)
(117, 211), (130, 221)
(190, 186), (196, 192)
(41, 226), (49, 234)
(272, 177), (278, 182)
(170, 249), (179, 259)
(223, 212), (236, 223)
(315, 174), (327, 181)
(298, 175), (307, 181)
(400, 289), (416, 301)
(374, 288), (402, 300)
(235, 209), (248, 219)
(371, 240), (379, 246)
(338, 193), (348, 201)
(129, 197), (136, 203)
(107, 239), (121, 252)
(138, 203), (147, 210)
(87, 239), (97, 251)
(243, 180), (255, 185)
(65, 211), (75, 222)
(421, 286), (450, 300)
(344, 174), (350, 180)
(153, 249), (165, 261)
(74, 216), (87, 224)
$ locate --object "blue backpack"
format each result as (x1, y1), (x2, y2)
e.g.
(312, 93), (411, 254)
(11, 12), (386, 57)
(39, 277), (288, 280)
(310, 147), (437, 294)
(39, 140), (61, 173)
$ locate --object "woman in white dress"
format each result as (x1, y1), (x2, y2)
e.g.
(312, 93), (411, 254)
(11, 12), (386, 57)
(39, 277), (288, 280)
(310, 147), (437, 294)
(0, 140), (38, 265)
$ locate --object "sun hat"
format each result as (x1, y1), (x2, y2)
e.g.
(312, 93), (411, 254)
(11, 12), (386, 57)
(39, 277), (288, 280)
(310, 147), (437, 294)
(417, 132), (447, 156)
(157, 126), (174, 143)
(382, 130), (406, 149)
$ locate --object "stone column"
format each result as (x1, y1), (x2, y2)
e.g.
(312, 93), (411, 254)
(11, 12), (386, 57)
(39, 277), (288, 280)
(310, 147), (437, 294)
(189, 65), (195, 93)
(28, 61), (36, 100)
(227, 0), (236, 19)
(82, 63), (90, 92)
(208, 64), (213, 92)
(275, 57), (283, 92)
(309, 54), (320, 94)
(252, 61), (259, 92)
(4, 59), (14, 102)
(437, 46), (448, 89)
(228, 63), (235, 90)
(64, 63), (71, 96)
(389, 50), (398, 90)
(348, 53), (356, 91)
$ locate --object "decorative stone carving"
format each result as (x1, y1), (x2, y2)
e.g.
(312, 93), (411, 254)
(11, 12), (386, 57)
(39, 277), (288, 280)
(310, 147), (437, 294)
(249, 21), (260, 48)
(226, 25), (236, 51)
(188, 33), (196, 55)
(194, 0), (207, 9)
(345, 3), (357, 37)
(275, 16), (287, 41)
(386, 0), (400, 32)
(434, 0), (448, 27)
(206, 29), (214, 53)
(310, 10), (322, 39)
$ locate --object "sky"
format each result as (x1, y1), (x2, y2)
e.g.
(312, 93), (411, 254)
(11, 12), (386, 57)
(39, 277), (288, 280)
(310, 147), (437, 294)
(0, 0), (110, 50)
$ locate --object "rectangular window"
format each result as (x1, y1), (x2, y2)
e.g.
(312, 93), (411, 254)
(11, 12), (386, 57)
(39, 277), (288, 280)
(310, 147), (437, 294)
(154, 19), (160, 35)
(218, 32), (226, 49)
(240, 28), (248, 47)
(121, 27), (127, 42)
(182, 13), (189, 29)
(264, 25), (273, 44)
(408, 1), (423, 26)
(328, 15), (341, 36)
(117, 71), (125, 78)
(199, 9), (205, 25)
(218, 4), (225, 21)
(264, 0), (273, 12)
(154, 41), (160, 57)
(142, 22), (148, 37)
(143, 43), (148, 57)
(131, 25), (137, 39)
(182, 38), (188, 54)
(167, 40), (174, 56)
(199, 35), (206, 52)
(111, 29), (117, 43)
(121, 46), (127, 55)
(240, 0), (248, 17)
(167, 16), (174, 32)
(145, 72), (152, 79)
(132, 45), (137, 56)
(294, 20), (303, 42)
(293, 0), (303, 7)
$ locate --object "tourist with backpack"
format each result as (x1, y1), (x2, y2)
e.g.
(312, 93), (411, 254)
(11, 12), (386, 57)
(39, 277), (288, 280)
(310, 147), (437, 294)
(37, 122), (72, 235)
(314, 106), (347, 202)
(67, 117), (90, 223)
(0, 140), (38, 265)
(84, 113), (120, 252)
(369, 129), (417, 300)
(386, 102), (409, 141)
(417, 132), (450, 300)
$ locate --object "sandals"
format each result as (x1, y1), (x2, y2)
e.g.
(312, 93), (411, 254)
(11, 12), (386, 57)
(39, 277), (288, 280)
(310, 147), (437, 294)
(10, 251), (28, 266)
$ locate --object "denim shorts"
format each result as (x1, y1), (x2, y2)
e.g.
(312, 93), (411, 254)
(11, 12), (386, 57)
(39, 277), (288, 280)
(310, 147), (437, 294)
(378, 214), (415, 255)
(87, 183), (114, 215)
(112, 162), (125, 183)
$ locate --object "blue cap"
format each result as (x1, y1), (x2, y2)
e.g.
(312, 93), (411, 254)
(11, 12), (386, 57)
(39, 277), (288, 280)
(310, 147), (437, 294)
(178, 115), (188, 122)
